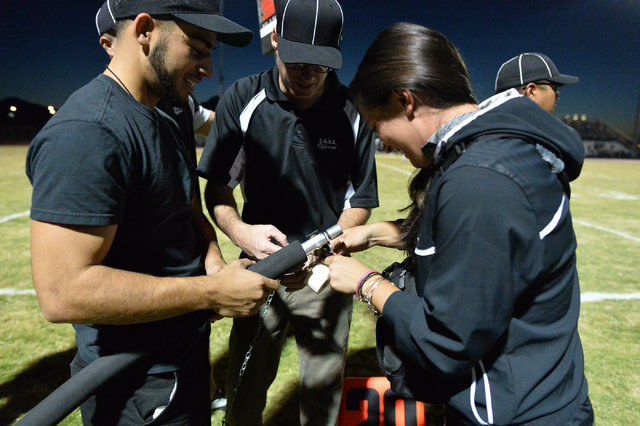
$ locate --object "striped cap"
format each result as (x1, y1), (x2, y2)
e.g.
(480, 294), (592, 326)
(495, 52), (579, 93)
(275, 0), (344, 69)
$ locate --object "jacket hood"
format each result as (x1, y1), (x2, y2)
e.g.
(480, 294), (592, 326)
(432, 90), (585, 181)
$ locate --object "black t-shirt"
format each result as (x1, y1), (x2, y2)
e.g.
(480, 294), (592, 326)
(26, 74), (208, 371)
(197, 67), (379, 242)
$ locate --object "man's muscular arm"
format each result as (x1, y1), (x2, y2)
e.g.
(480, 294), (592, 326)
(30, 220), (278, 324)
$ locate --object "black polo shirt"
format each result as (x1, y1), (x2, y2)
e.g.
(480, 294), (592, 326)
(197, 67), (378, 242)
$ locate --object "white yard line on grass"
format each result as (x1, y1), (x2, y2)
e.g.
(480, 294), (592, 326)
(581, 292), (640, 302)
(0, 210), (29, 224)
(580, 187), (638, 200)
(574, 219), (640, 243)
(0, 288), (36, 295)
(594, 191), (637, 201)
(377, 161), (412, 176)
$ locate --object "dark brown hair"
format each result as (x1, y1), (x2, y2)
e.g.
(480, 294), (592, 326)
(350, 22), (475, 111)
(350, 23), (476, 257)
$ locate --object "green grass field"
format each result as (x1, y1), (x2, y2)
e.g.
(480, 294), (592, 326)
(1, 145), (638, 425)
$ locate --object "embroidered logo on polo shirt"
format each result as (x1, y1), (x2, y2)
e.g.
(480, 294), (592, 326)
(317, 138), (337, 150)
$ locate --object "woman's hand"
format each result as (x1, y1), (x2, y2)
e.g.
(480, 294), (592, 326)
(323, 255), (372, 294)
(331, 225), (374, 255)
(332, 221), (404, 255)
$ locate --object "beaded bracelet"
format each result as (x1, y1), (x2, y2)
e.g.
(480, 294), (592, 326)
(356, 270), (380, 301)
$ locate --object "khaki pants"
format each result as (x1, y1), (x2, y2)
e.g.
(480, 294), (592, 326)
(225, 285), (353, 426)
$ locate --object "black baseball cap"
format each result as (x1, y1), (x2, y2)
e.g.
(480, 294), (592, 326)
(275, 0), (343, 69)
(495, 52), (579, 93)
(98, 0), (253, 47)
(96, 1), (116, 36)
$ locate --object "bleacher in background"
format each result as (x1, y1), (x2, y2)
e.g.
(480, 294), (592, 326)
(563, 116), (635, 158)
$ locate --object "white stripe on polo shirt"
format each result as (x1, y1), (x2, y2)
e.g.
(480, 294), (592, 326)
(240, 89), (267, 135)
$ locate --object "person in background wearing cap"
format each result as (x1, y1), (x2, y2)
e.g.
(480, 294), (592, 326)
(26, 1), (279, 424)
(94, 2), (226, 412)
(197, 0), (378, 423)
(495, 52), (579, 113)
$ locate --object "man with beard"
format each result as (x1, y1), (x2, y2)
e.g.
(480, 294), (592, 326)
(95, 2), (225, 410)
(25, 1), (279, 424)
(97, 0), (216, 138)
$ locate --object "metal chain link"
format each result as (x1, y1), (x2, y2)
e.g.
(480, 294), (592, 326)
(222, 290), (275, 425)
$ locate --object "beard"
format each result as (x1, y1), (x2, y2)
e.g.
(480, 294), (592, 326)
(149, 38), (186, 106)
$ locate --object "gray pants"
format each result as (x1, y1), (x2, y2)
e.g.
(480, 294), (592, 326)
(225, 285), (353, 426)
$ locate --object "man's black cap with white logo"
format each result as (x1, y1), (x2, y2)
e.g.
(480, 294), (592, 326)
(495, 52), (579, 93)
(275, 0), (343, 69)
(100, 0), (253, 47)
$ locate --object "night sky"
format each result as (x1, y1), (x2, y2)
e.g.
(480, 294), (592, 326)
(1, 0), (638, 136)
